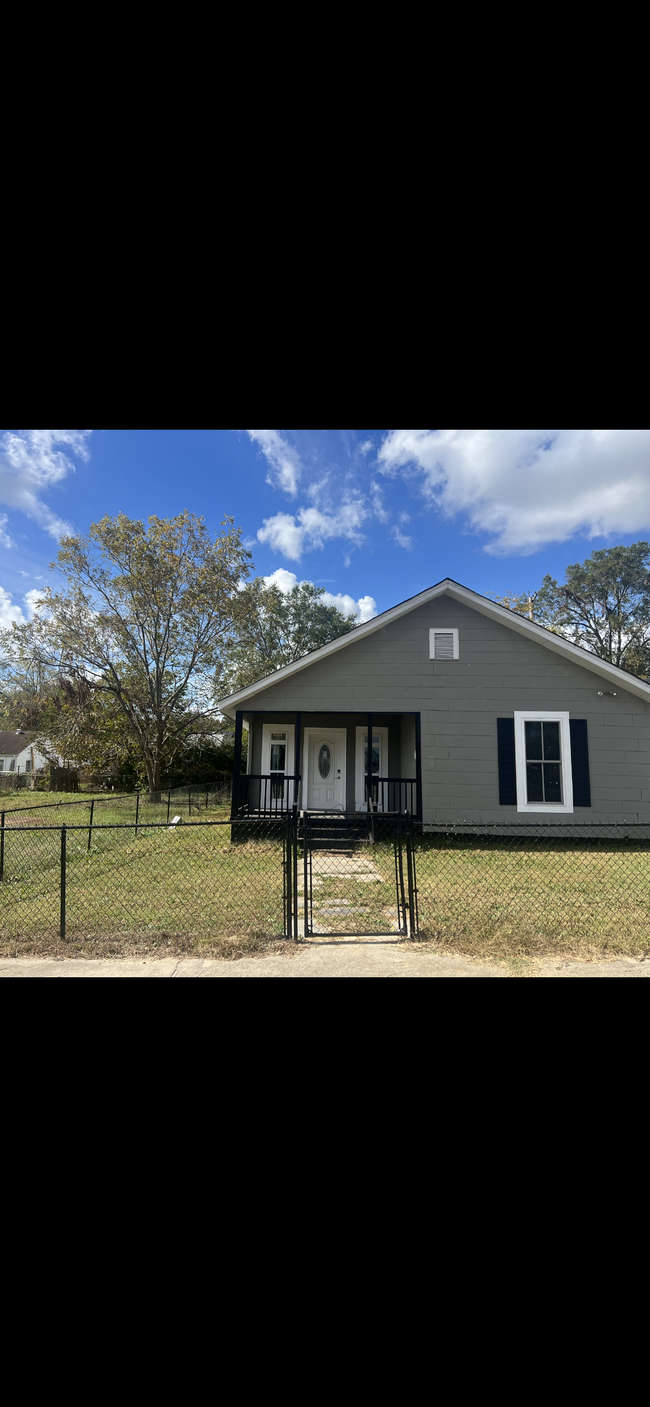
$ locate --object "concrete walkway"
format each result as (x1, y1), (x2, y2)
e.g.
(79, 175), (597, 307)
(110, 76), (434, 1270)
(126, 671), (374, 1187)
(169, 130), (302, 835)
(1, 946), (649, 977)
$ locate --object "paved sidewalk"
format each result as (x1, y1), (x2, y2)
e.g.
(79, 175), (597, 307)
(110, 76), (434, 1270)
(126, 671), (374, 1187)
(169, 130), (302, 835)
(1, 946), (649, 977)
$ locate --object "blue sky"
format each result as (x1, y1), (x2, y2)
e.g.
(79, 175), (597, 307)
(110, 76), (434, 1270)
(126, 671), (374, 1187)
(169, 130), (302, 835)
(2, 428), (650, 628)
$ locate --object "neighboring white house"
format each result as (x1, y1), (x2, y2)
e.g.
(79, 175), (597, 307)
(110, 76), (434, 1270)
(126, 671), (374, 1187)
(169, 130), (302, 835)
(0, 730), (50, 775)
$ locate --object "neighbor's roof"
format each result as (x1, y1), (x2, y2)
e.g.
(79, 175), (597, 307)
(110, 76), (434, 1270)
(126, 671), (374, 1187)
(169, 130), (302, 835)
(216, 577), (650, 715)
(0, 730), (35, 756)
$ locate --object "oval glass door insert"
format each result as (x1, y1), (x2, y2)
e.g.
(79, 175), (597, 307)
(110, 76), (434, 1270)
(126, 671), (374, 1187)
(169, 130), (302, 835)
(318, 744), (332, 778)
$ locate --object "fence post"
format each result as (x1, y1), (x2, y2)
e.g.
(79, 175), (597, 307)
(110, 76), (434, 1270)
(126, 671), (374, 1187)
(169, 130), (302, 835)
(135, 791), (140, 837)
(293, 806), (299, 941)
(0, 810), (4, 882)
(188, 786), (191, 817)
(87, 798), (95, 852)
(167, 788), (171, 824)
(60, 826), (67, 941)
(285, 814), (293, 938)
(303, 813), (309, 939)
(395, 812), (408, 936)
(405, 812), (417, 938)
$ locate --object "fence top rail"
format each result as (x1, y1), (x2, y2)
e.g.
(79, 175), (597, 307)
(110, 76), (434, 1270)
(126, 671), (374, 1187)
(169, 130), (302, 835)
(0, 779), (234, 816)
(419, 821), (650, 829)
(1, 818), (289, 833)
(1, 792), (136, 815)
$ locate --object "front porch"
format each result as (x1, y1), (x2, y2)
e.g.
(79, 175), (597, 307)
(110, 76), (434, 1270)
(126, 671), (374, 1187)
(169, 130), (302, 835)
(230, 711), (422, 819)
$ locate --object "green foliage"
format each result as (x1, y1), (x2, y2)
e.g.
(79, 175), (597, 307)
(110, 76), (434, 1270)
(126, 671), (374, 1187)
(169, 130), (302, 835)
(216, 577), (357, 695)
(0, 511), (251, 798)
(491, 543), (650, 675)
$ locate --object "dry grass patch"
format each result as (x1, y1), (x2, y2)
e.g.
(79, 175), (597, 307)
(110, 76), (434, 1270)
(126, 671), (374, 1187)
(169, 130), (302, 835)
(411, 838), (650, 963)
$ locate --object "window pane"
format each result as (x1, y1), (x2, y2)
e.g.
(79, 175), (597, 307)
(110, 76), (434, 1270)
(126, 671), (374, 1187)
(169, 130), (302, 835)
(526, 762), (544, 802)
(270, 732), (287, 741)
(542, 721), (560, 761)
(270, 744), (286, 771)
(544, 763), (562, 802)
(434, 633), (454, 660)
(364, 736), (380, 775)
(525, 721), (542, 759)
(318, 745), (332, 778)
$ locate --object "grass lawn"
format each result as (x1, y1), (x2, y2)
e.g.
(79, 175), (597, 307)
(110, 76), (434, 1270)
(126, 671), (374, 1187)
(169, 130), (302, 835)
(0, 789), (231, 828)
(413, 837), (650, 961)
(0, 820), (287, 958)
(3, 824), (650, 963)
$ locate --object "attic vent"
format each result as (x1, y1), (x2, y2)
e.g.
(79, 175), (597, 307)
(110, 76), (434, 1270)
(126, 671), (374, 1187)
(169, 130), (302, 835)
(429, 628), (459, 661)
(434, 633), (454, 659)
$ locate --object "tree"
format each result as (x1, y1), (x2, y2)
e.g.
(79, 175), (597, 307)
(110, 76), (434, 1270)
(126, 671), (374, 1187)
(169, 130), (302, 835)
(0, 512), (251, 800)
(216, 577), (357, 695)
(492, 543), (650, 675)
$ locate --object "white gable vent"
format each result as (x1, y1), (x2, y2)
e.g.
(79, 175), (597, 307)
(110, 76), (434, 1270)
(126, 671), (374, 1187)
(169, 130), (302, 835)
(429, 628), (459, 660)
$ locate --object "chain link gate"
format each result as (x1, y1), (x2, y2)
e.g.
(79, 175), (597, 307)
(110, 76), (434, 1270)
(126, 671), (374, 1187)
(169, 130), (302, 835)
(286, 811), (419, 939)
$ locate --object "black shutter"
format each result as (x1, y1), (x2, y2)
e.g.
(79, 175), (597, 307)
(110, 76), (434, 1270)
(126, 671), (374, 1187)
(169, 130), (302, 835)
(497, 718), (517, 805)
(570, 719), (591, 806)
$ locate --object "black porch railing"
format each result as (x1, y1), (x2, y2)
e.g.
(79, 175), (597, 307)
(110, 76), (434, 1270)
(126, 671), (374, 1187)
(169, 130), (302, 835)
(237, 774), (418, 816)
(238, 774), (299, 817)
(365, 778), (418, 815)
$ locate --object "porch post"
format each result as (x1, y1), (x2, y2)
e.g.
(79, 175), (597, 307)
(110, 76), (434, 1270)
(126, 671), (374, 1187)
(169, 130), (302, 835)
(294, 712), (302, 809)
(415, 712), (423, 821)
(366, 713), (373, 809)
(230, 711), (244, 819)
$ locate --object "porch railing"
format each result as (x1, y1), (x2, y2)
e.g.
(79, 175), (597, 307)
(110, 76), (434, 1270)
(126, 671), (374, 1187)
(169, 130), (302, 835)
(365, 778), (418, 815)
(238, 774), (299, 817)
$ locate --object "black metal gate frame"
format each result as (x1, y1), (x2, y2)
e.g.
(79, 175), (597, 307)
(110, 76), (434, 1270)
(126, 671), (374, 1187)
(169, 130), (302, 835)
(284, 811), (419, 940)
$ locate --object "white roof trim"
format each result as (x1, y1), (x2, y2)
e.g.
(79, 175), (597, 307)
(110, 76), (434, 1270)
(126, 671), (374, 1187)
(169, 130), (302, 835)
(216, 577), (650, 714)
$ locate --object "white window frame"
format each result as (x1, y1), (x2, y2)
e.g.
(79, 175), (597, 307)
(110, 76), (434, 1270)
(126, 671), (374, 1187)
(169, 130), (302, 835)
(355, 725), (389, 811)
(514, 711), (573, 814)
(429, 628), (460, 660)
(261, 724), (295, 808)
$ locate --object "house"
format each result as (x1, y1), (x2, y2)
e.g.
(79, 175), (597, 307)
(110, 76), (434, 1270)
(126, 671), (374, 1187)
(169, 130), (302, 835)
(0, 731), (49, 777)
(216, 578), (650, 826)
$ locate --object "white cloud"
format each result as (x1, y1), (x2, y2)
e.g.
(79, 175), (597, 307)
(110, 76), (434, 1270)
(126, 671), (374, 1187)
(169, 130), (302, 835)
(257, 499), (366, 561)
(0, 429), (91, 539)
(335, 592), (377, 624)
(359, 440), (373, 455)
(0, 587), (25, 629)
(263, 568), (377, 623)
(23, 588), (47, 618)
(392, 525), (414, 550)
(257, 512), (306, 559)
(377, 429), (650, 555)
(246, 430), (303, 496)
(263, 568), (300, 593)
(0, 514), (12, 548)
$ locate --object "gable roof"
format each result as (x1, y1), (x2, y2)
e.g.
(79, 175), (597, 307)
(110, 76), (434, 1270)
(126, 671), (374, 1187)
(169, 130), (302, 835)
(216, 577), (650, 714)
(0, 731), (35, 756)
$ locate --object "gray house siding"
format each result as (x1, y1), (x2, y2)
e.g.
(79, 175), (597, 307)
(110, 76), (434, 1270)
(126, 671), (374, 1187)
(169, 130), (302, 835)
(240, 592), (650, 824)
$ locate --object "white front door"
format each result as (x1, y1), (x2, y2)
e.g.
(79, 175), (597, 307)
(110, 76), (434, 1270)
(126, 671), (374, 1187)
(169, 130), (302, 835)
(306, 732), (344, 810)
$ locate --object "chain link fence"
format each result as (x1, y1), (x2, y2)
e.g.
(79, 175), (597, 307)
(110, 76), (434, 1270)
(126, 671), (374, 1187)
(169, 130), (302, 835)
(299, 813), (415, 936)
(0, 818), (289, 954)
(0, 780), (233, 833)
(3, 814), (650, 961)
(411, 823), (650, 954)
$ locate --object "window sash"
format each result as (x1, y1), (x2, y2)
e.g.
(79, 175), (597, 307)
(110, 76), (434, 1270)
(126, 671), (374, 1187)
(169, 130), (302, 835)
(514, 712), (573, 814)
